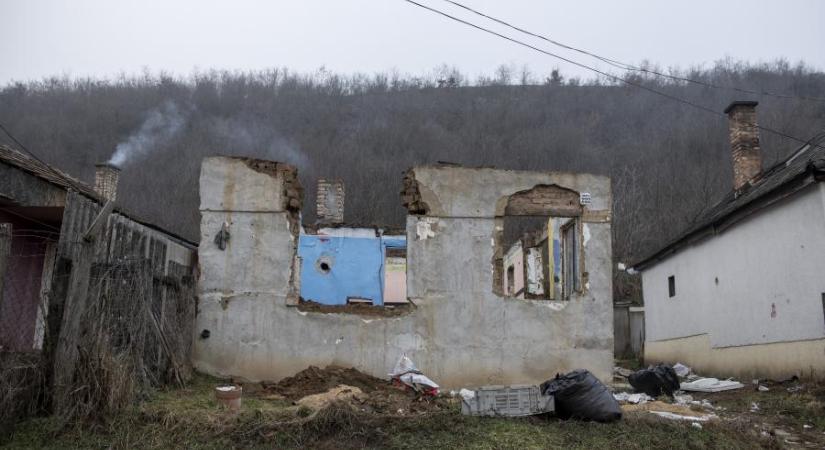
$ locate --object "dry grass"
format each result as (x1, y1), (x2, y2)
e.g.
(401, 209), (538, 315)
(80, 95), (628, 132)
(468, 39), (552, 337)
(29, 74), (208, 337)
(1, 373), (791, 450)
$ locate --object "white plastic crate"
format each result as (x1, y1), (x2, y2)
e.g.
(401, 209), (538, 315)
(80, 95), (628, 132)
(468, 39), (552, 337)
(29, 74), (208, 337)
(460, 384), (554, 417)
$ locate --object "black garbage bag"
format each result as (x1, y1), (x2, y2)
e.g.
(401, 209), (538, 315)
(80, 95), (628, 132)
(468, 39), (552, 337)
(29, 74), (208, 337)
(628, 364), (680, 397)
(540, 369), (622, 422)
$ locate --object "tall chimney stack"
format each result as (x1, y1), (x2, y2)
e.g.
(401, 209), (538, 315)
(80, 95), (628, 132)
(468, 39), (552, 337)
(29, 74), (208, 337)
(316, 179), (344, 224)
(94, 163), (120, 202)
(725, 101), (762, 190)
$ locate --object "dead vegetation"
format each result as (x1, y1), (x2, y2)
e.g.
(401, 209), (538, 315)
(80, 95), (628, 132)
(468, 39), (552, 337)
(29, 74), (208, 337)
(5, 368), (823, 449)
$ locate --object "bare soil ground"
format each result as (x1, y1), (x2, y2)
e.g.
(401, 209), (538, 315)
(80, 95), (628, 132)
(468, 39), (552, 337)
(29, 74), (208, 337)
(258, 365), (452, 415)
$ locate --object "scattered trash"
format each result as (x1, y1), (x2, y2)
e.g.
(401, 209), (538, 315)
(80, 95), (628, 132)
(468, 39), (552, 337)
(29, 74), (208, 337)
(673, 394), (693, 404)
(215, 385), (243, 410)
(628, 364), (680, 397)
(649, 411), (717, 422)
(541, 369), (622, 422)
(613, 392), (652, 404)
(750, 402), (760, 412)
(787, 385), (804, 393)
(613, 366), (633, 378)
(758, 385), (770, 392)
(692, 422), (703, 429)
(460, 385), (554, 417)
(680, 378), (744, 392)
(803, 424), (813, 429)
(672, 363), (691, 378)
(773, 428), (791, 437)
(296, 385), (364, 410)
(458, 388), (475, 401)
(389, 354), (439, 395)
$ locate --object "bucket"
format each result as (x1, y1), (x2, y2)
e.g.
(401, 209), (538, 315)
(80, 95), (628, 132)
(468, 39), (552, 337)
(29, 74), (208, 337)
(215, 385), (243, 410)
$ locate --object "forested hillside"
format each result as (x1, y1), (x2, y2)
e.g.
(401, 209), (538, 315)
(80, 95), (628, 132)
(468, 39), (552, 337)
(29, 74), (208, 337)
(1, 61), (824, 270)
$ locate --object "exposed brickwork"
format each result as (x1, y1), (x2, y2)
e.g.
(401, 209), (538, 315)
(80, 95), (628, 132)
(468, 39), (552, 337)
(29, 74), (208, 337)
(94, 163), (120, 202)
(725, 101), (763, 191)
(241, 158), (303, 212)
(504, 184), (582, 217)
(316, 179), (344, 224)
(401, 169), (429, 214)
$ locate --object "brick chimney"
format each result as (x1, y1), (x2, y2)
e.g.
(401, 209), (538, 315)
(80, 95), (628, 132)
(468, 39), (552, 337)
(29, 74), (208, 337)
(316, 179), (344, 224)
(94, 162), (120, 202)
(725, 101), (762, 190)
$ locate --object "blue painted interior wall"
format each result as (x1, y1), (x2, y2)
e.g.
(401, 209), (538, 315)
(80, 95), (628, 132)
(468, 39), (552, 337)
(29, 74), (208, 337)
(298, 234), (406, 306)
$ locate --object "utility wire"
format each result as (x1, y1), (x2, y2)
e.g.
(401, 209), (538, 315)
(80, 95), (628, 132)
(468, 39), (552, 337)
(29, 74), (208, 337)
(403, 0), (825, 151)
(440, 0), (825, 103)
(0, 122), (92, 194)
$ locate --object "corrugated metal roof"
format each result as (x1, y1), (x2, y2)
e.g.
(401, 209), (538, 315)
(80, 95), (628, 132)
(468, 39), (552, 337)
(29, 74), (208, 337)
(634, 131), (825, 269)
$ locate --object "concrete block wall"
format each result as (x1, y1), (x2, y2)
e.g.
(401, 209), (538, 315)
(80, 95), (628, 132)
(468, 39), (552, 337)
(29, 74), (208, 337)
(193, 159), (614, 387)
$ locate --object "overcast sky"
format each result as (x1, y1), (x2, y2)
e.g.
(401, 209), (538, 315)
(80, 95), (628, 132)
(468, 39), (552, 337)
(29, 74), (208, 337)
(2, 0), (824, 85)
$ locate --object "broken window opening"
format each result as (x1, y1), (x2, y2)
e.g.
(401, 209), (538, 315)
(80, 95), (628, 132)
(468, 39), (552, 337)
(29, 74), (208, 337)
(296, 233), (407, 309)
(494, 184), (584, 301)
(499, 215), (582, 300)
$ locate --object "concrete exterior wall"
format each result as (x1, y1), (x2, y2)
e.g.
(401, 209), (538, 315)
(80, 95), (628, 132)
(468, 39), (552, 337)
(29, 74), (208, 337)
(193, 160), (613, 387)
(641, 183), (825, 378)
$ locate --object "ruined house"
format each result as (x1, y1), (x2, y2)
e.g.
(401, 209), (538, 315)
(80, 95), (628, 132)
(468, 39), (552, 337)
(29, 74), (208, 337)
(194, 156), (613, 387)
(634, 101), (825, 380)
(0, 145), (197, 415)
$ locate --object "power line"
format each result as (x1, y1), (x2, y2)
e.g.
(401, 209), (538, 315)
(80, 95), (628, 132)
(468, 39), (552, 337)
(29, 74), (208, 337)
(0, 122), (92, 194)
(403, 0), (825, 151)
(439, 0), (825, 103)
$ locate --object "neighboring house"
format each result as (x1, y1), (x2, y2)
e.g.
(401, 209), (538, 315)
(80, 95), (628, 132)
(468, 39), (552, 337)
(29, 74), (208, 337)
(634, 101), (825, 380)
(194, 156), (614, 387)
(0, 145), (197, 407)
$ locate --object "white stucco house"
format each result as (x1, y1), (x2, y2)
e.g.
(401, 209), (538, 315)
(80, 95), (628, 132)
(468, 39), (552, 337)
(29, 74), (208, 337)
(634, 101), (825, 380)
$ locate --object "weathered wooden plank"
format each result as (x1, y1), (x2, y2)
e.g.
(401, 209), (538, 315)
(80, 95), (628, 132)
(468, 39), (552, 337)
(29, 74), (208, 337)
(83, 200), (114, 243)
(0, 223), (11, 309)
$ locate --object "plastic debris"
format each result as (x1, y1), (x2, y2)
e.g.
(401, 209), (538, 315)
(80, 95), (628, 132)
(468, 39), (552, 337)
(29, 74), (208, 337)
(389, 354), (439, 395)
(672, 363), (691, 378)
(628, 364), (680, 397)
(460, 385), (553, 417)
(541, 369), (622, 422)
(750, 402), (760, 412)
(458, 388), (475, 401)
(614, 366), (633, 378)
(758, 385), (770, 392)
(692, 422), (703, 429)
(680, 378), (745, 392)
(649, 411), (717, 421)
(613, 392), (653, 404)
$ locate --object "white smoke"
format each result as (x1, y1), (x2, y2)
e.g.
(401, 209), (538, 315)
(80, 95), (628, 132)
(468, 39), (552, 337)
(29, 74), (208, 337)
(210, 117), (310, 170)
(108, 101), (186, 167)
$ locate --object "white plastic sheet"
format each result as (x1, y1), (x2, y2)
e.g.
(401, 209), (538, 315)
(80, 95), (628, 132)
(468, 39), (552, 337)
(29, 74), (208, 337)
(680, 378), (744, 392)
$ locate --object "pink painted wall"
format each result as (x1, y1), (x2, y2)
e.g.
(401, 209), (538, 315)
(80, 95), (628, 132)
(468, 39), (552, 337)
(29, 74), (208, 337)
(383, 256), (407, 303)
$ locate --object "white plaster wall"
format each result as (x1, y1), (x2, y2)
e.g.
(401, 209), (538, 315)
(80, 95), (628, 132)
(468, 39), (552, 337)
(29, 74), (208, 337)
(642, 184), (825, 348)
(503, 242), (524, 297)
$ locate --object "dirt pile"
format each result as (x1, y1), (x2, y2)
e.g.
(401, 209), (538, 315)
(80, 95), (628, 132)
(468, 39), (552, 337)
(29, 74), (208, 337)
(262, 365), (454, 416)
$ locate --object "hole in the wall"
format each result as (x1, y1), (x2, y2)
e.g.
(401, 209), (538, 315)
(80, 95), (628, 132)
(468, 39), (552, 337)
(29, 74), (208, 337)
(315, 255), (334, 274)
(497, 215), (581, 300)
(493, 184), (585, 300)
(200, 329), (210, 339)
